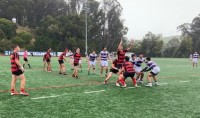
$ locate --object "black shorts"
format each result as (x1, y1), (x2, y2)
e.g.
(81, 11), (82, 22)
(150, 71), (157, 76)
(110, 68), (119, 74)
(117, 64), (123, 69)
(24, 58), (28, 61)
(46, 59), (51, 62)
(12, 70), (23, 76)
(74, 63), (79, 66)
(123, 72), (135, 79)
(58, 60), (64, 65)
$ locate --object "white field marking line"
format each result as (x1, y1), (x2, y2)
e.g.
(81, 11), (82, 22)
(179, 80), (190, 83)
(31, 90), (106, 100)
(84, 90), (106, 94)
(125, 86), (141, 89)
(188, 75), (200, 77)
(31, 95), (61, 100)
(158, 83), (169, 85)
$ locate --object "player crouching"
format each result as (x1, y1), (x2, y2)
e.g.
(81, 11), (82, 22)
(141, 57), (160, 87)
(118, 56), (137, 88)
(104, 59), (121, 85)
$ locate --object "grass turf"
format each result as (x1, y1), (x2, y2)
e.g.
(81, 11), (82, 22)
(0, 56), (200, 118)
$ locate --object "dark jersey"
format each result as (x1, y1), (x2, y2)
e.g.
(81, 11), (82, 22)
(117, 49), (127, 65)
(10, 52), (20, 72)
(123, 61), (135, 73)
(74, 53), (82, 64)
(112, 59), (118, 69)
(58, 53), (65, 60)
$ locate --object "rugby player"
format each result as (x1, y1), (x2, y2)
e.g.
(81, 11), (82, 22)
(192, 51), (199, 69)
(72, 48), (82, 78)
(10, 44), (29, 96)
(23, 50), (31, 69)
(141, 57), (160, 87)
(99, 47), (111, 77)
(88, 51), (97, 75)
(58, 49), (68, 75)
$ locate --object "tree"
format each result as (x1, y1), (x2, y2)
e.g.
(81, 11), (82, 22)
(0, 18), (17, 39)
(176, 36), (193, 58)
(163, 38), (180, 57)
(140, 32), (164, 57)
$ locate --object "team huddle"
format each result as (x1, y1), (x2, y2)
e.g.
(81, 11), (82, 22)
(9, 40), (161, 96)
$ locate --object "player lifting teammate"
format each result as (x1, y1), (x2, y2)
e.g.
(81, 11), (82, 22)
(72, 48), (82, 78)
(10, 44), (29, 96)
(58, 48), (68, 75)
(23, 50), (31, 69)
(87, 51), (97, 75)
(141, 57), (160, 87)
(118, 56), (137, 88)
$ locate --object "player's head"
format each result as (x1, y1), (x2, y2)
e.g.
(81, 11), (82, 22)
(146, 57), (151, 62)
(69, 50), (71, 53)
(92, 50), (96, 54)
(12, 44), (20, 52)
(139, 53), (143, 58)
(125, 56), (130, 61)
(195, 51), (197, 54)
(76, 48), (80, 53)
(131, 53), (136, 59)
(64, 48), (68, 52)
(103, 47), (107, 51)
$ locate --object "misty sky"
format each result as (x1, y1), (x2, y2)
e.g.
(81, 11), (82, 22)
(117, 0), (200, 39)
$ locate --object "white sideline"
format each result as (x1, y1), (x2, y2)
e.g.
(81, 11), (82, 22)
(125, 86), (141, 89)
(158, 83), (169, 85)
(31, 90), (106, 100)
(31, 95), (61, 100)
(84, 90), (106, 94)
(179, 81), (190, 83)
(188, 75), (200, 77)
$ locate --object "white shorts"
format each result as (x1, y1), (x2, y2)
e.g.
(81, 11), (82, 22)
(89, 61), (96, 66)
(193, 59), (198, 63)
(101, 60), (108, 67)
(134, 66), (142, 73)
(151, 67), (160, 75)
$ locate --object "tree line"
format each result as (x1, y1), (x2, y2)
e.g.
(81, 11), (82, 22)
(0, 0), (199, 57)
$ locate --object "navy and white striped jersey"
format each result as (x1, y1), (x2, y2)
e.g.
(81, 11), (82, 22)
(193, 54), (199, 59)
(100, 51), (109, 61)
(134, 58), (145, 67)
(147, 61), (159, 69)
(89, 54), (97, 61)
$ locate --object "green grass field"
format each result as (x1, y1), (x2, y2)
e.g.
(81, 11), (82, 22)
(0, 56), (200, 118)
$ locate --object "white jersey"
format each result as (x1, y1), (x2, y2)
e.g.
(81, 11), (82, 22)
(100, 51), (109, 61)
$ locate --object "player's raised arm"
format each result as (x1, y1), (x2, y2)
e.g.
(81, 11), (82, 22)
(118, 38), (123, 50)
(127, 39), (134, 51)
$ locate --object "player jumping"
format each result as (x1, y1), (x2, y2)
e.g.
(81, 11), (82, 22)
(141, 57), (160, 87)
(10, 44), (29, 96)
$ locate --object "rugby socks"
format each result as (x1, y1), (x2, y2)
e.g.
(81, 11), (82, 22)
(28, 64), (31, 68)
(119, 78), (125, 86)
(11, 89), (15, 93)
(132, 78), (137, 86)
